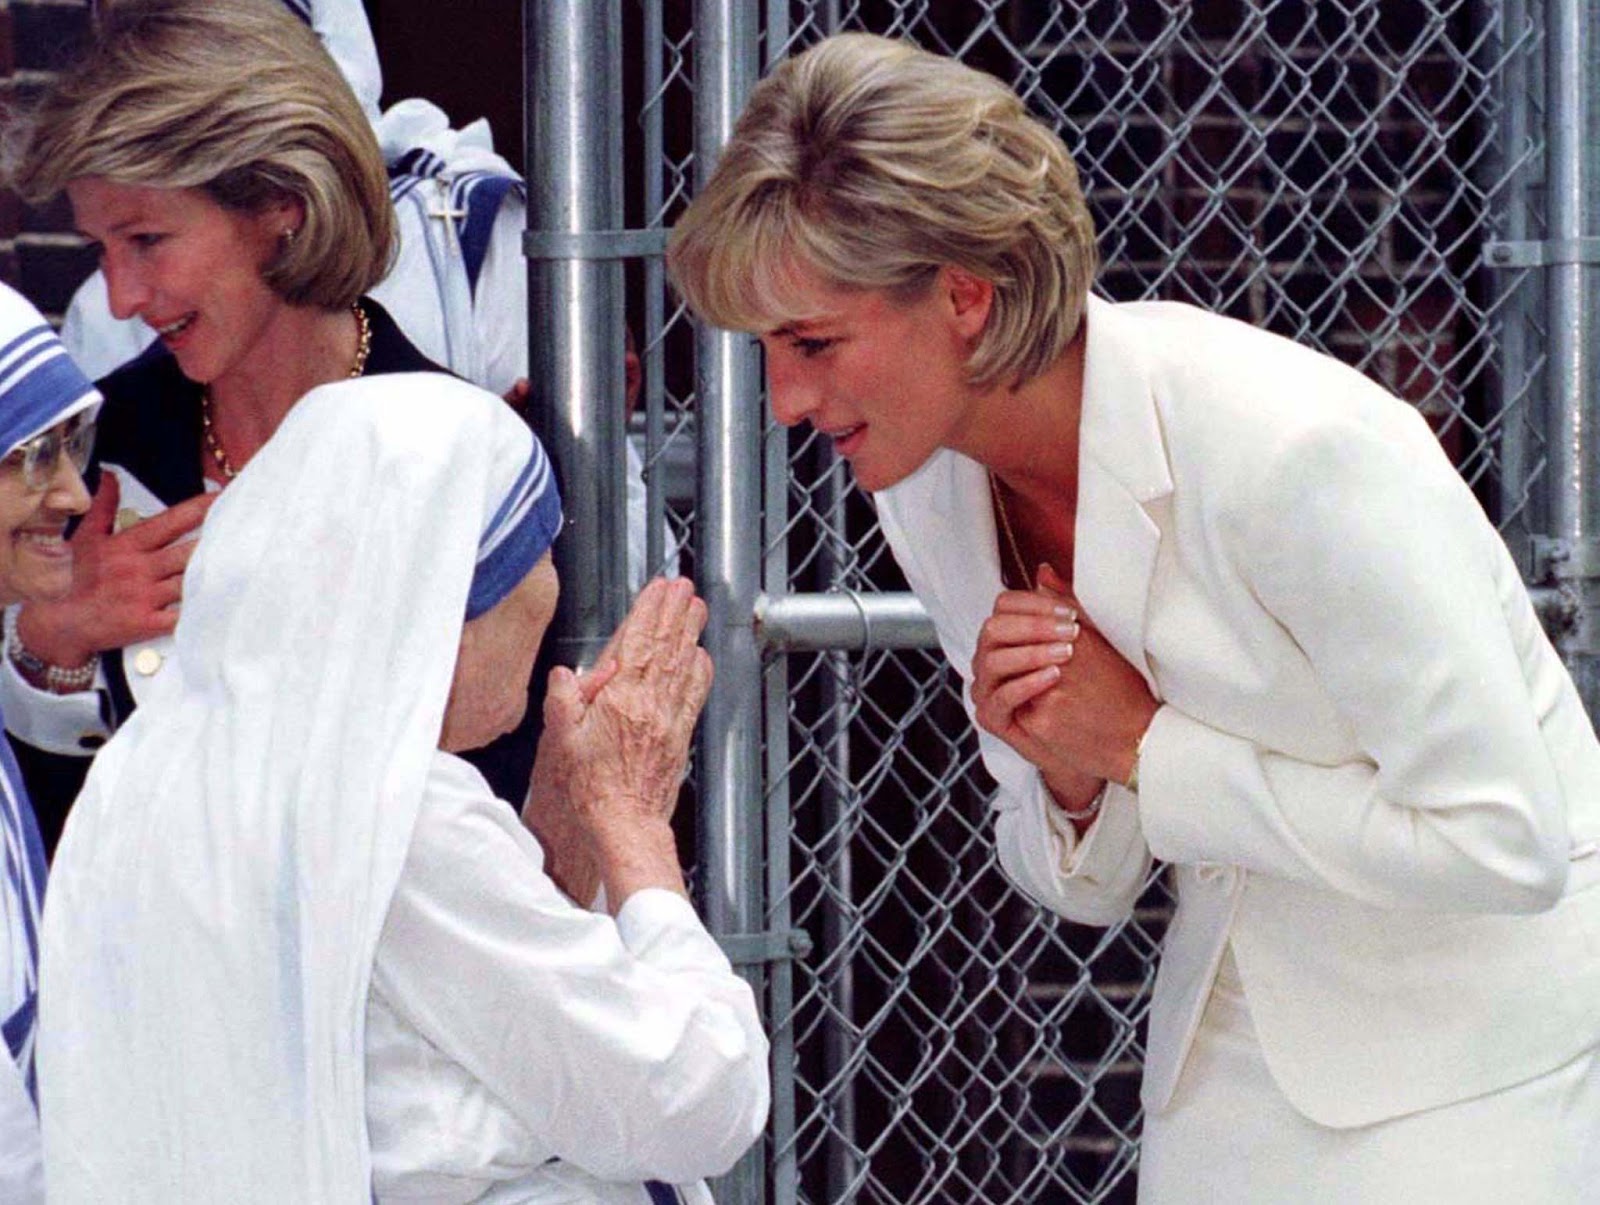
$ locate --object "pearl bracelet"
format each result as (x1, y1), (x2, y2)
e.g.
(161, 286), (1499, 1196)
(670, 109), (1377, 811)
(4, 607), (96, 693)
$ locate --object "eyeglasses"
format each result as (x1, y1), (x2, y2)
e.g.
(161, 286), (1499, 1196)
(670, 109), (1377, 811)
(0, 413), (97, 492)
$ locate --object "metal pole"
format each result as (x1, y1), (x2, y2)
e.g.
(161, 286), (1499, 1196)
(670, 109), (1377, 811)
(693, 2), (765, 1200)
(1493, 0), (1543, 556)
(643, 0), (667, 579)
(761, 9), (796, 1198)
(1543, 0), (1600, 716)
(525, 0), (629, 662)
(756, 592), (939, 651)
(810, 452), (861, 1202)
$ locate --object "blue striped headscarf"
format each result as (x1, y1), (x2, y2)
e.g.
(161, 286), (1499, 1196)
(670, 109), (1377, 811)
(0, 284), (100, 1107)
(467, 416), (562, 620)
(0, 284), (100, 459)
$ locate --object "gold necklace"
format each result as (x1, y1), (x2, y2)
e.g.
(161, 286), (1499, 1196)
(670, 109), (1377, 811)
(989, 470), (1034, 590)
(202, 301), (371, 481)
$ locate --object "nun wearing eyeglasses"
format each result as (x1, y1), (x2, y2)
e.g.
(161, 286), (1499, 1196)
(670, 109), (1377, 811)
(0, 284), (99, 1204)
(37, 373), (768, 1203)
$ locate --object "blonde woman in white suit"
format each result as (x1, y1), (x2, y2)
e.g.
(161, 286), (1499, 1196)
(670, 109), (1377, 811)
(667, 32), (1600, 1203)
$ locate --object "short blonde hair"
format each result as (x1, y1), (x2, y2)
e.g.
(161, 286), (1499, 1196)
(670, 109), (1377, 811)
(667, 33), (1098, 390)
(5, 0), (394, 309)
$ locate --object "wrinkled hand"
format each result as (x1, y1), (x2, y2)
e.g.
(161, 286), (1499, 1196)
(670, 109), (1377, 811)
(972, 563), (1156, 809)
(18, 475), (214, 668)
(521, 658), (617, 904)
(523, 578), (714, 908)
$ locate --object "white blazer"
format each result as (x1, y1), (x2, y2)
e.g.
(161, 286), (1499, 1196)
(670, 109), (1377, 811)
(875, 296), (1600, 1128)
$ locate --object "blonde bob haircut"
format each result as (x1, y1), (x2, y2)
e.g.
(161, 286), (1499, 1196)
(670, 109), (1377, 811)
(667, 33), (1099, 390)
(6, 0), (394, 309)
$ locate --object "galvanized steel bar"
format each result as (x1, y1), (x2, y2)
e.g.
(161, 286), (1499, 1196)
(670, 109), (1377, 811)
(691, 3), (765, 1201)
(524, 0), (629, 659)
(1543, 0), (1600, 711)
(756, 592), (940, 651)
(1491, 0), (1543, 559)
(642, 0), (666, 578)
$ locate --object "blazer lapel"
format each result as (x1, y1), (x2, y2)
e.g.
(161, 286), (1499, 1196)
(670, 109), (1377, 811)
(1071, 297), (1172, 689)
(915, 450), (1007, 667)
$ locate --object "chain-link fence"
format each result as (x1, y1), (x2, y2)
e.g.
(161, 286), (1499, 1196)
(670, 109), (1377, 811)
(576, 2), (1581, 1201)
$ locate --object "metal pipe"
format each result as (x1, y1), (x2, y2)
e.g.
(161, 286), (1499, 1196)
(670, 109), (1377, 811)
(1491, 0), (1542, 556)
(642, 0), (667, 579)
(692, 3), (765, 1200)
(757, 592), (940, 651)
(808, 454), (861, 1202)
(1543, 0), (1600, 713)
(525, 0), (629, 663)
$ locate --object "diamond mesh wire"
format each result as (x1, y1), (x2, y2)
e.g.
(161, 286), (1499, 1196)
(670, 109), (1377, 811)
(635, 2), (1547, 1201)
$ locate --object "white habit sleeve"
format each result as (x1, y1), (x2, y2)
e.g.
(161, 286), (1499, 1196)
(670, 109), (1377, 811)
(368, 754), (769, 1190)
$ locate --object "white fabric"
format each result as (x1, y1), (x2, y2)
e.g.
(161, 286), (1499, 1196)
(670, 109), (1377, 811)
(301, 0), (382, 124)
(1138, 948), (1600, 1203)
(0, 282), (100, 1205)
(0, 803), (42, 1205)
(373, 97), (517, 391)
(872, 295), (1600, 1129)
(366, 755), (764, 1203)
(41, 375), (522, 1200)
(0, 1054), (41, 1204)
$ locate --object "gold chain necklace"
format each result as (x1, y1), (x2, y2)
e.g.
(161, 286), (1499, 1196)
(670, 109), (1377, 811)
(202, 301), (371, 481)
(989, 470), (1034, 590)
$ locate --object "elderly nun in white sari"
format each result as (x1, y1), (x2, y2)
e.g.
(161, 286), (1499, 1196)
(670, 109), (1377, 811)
(0, 284), (98, 1203)
(37, 372), (768, 1203)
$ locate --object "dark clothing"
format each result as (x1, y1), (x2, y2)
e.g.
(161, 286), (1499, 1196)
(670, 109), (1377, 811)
(12, 299), (542, 854)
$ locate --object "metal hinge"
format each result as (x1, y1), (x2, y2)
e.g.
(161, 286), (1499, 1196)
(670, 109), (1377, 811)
(1531, 536), (1600, 581)
(1530, 536), (1600, 654)
(718, 928), (814, 967)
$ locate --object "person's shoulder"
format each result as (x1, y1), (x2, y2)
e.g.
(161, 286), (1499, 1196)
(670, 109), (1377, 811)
(96, 344), (187, 403)
(91, 349), (204, 501)
(95, 349), (198, 444)
(362, 296), (453, 377)
(1110, 298), (1408, 439)
(408, 751), (536, 868)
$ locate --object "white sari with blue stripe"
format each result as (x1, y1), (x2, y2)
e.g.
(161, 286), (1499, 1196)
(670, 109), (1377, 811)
(0, 731), (45, 1201)
(0, 736), (45, 1105)
(0, 283), (100, 1202)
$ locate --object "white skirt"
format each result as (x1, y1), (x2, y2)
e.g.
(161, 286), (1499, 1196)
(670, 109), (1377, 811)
(1138, 948), (1600, 1203)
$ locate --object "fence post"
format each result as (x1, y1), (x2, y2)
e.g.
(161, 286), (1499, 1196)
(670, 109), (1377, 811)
(692, 2), (767, 1201)
(524, 0), (629, 657)
(1542, 0), (1600, 717)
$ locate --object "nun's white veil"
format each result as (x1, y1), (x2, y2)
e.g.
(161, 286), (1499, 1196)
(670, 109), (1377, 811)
(38, 372), (560, 1202)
